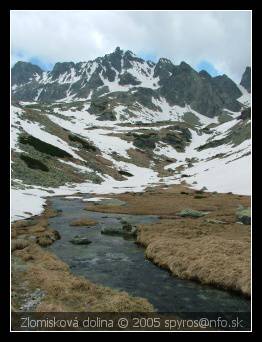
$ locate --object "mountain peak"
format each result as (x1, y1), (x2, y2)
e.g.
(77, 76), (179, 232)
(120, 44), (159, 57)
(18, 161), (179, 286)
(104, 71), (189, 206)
(199, 70), (212, 79)
(158, 57), (173, 64)
(11, 61), (43, 86)
(114, 46), (123, 54)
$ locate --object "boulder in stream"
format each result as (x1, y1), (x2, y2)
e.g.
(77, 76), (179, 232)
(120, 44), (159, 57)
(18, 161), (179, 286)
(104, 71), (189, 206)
(70, 235), (92, 245)
(101, 222), (137, 237)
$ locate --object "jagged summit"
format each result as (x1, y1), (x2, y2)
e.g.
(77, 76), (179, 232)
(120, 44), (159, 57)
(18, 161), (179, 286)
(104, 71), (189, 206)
(11, 48), (248, 117)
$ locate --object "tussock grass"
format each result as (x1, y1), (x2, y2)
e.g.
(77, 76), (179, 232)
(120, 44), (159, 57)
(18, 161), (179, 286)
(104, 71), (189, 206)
(36, 236), (54, 247)
(70, 218), (97, 227)
(85, 184), (250, 220)
(86, 184), (250, 296)
(12, 200), (154, 313)
(137, 218), (251, 296)
(11, 229), (17, 239)
(11, 239), (30, 252)
(20, 244), (154, 312)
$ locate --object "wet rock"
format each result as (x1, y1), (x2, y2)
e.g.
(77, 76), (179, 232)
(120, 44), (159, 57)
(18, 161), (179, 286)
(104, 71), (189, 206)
(101, 222), (137, 237)
(121, 220), (133, 232)
(70, 235), (92, 245)
(101, 226), (124, 236)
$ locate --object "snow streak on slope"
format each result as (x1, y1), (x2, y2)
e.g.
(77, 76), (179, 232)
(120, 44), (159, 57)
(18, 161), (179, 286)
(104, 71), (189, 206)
(11, 106), (85, 161)
(11, 83), (251, 221)
(237, 85), (251, 107)
(11, 106), (24, 153)
(11, 161), (159, 221)
(161, 120), (251, 195)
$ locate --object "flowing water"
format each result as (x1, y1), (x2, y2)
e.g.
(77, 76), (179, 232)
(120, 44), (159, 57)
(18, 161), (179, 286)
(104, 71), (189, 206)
(48, 197), (250, 322)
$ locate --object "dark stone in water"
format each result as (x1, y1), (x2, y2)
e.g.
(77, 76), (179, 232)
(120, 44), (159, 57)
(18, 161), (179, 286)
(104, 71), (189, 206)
(121, 220), (133, 232)
(70, 235), (92, 245)
(101, 227), (123, 236)
(101, 223), (137, 237)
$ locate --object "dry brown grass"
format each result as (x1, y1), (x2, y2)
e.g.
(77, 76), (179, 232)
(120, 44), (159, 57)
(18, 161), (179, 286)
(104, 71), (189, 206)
(11, 211), (60, 248)
(11, 229), (17, 239)
(85, 184), (250, 220)
(127, 148), (152, 168)
(86, 184), (251, 296)
(137, 217), (251, 296)
(70, 218), (97, 227)
(11, 200), (154, 313)
(11, 239), (30, 252)
(36, 236), (54, 247)
(14, 244), (154, 312)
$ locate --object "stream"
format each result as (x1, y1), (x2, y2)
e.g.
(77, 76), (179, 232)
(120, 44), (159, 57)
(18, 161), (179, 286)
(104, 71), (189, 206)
(47, 197), (250, 324)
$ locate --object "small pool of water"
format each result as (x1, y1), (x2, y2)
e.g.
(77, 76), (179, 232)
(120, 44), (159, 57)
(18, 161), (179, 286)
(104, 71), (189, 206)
(48, 197), (250, 320)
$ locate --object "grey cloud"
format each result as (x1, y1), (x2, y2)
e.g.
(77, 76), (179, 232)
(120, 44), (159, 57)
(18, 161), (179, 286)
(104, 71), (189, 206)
(11, 10), (251, 82)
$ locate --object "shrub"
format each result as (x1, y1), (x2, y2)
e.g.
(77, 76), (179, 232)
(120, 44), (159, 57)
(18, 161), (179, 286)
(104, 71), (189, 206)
(68, 134), (97, 151)
(19, 134), (71, 158)
(20, 154), (49, 172)
(119, 170), (133, 177)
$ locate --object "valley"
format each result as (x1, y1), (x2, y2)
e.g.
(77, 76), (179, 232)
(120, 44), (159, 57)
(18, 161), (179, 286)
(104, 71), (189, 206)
(11, 47), (251, 329)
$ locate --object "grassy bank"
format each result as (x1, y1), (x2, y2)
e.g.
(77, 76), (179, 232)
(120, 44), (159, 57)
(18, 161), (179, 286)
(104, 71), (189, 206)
(85, 185), (251, 296)
(11, 201), (154, 312)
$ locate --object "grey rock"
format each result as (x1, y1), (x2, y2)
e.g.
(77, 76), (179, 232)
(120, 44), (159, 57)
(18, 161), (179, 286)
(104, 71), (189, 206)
(236, 206), (251, 225)
(70, 235), (92, 245)
(178, 209), (209, 218)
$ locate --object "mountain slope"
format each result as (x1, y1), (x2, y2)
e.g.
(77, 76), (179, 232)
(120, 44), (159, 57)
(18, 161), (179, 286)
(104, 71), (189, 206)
(11, 48), (251, 221)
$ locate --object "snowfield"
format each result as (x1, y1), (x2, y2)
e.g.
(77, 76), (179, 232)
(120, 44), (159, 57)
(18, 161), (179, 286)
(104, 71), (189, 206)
(11, 96), (251, 221)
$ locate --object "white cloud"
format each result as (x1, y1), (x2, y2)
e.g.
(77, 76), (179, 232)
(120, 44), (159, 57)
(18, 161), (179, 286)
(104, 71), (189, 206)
(11, 10), (251, 82)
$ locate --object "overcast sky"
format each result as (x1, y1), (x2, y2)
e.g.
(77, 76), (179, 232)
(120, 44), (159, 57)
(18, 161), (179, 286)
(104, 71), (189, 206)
(11, 10), (251, 83)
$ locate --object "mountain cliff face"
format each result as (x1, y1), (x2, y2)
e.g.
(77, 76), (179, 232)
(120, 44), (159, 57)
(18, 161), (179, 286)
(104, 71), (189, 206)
(240, 66), (251, 93)
(12, 47), (243, 118)
(11, 48), (251, 221)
